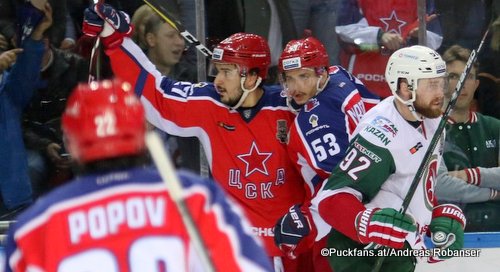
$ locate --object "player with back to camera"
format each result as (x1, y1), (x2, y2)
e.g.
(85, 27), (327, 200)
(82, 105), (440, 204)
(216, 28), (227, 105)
(4, 79), (272, 272)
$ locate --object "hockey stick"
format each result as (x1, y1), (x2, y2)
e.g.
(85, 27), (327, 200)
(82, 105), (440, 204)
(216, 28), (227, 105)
(145, 131), (215, 272)
(142, 0), (212, 57)
(88, 0), (103, 83)
(371, 24), (493, 272)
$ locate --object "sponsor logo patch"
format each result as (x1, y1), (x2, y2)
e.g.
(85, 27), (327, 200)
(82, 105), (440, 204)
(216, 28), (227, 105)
(282, 57), (301, 70)
(309, 114), (319, 128)
(212, 48), (224, 60)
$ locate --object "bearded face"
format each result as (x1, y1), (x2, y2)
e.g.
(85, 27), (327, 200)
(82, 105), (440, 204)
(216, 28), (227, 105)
(414, 77), (446, 118)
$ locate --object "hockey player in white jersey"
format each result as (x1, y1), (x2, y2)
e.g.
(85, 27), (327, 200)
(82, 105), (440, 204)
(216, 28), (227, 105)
(273, 45), (466, 271)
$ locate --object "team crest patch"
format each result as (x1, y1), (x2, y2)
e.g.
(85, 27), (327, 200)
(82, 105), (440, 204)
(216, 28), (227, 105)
(371, 116), (398, 137)
(276, 120), (288, 143)
(304, 98), (320, 112)
(422, 156), (438, 210)
(309, 114), (319, 128)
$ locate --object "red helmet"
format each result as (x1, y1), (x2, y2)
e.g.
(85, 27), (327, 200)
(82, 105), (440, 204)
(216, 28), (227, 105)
(279, 37), (329, 72)
(62, 79), (146, 163)
(212, 33), (271, 79)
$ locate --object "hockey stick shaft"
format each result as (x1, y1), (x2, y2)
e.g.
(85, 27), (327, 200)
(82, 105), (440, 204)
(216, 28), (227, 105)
(88, 0), (103, 83)
(142, 0), (212, 57)
(145, 132), (215, 272)
(371, 24), (492, 272)
(401, 26), (491, 214)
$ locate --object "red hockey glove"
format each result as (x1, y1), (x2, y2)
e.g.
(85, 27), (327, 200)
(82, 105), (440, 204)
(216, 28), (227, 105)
(428, 204), (466, 262)
(355, 208), (417, 249)
(274, 204), (315, 259)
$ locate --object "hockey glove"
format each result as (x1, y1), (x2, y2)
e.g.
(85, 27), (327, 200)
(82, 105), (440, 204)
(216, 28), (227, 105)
(82, 8), (104, 37)
(355, 208), (417, 249)
(274, 204), (314, 260)
(83, 4), (133, 49)
(428, 204), (465, 262)
(93, 4), (133, 35)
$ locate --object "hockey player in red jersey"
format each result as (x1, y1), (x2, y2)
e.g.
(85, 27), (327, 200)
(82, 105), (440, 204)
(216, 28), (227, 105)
(4, 79), (272, 272)
(273, 37), (378, 270)
(82, 4), (312, 270)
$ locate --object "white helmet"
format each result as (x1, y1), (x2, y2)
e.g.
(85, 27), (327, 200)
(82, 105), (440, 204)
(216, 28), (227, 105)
(385, 45), (446, 119)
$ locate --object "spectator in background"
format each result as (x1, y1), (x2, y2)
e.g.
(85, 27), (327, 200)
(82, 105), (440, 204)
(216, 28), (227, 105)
(287, 0), (341, 64)
(436, 0), (500, 119)
(0, 0), (68, 49)
(438, 44), (500, 232)
(143, 12), (196, 82)
(131, 4), (155, 51)
(475, 0), (500, 119)
(436, 159), (500, 204)
(0, 2), (52, 217)
(141, 9), (201, 173)
(22, 34), (89, 196)
(335, 0), (442, 98)
(207, 0), (298, 83)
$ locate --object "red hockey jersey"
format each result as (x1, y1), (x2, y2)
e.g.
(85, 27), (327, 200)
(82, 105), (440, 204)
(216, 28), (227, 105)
(5, 168), (272, 272)
(104, 38), (307, 256)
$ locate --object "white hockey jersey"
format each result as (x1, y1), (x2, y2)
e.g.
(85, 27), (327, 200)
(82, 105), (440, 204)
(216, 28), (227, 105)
(313, 97), (444, 251)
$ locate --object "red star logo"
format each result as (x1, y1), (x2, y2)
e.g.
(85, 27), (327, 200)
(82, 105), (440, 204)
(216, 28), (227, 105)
(380, 10), (407, 34)
(237, 142), (272, 177)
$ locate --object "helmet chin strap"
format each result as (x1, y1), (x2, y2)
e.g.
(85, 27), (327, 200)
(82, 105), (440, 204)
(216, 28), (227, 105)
(231, 76), (262, 110)
(394, 83), (424, 121)
(406, 103), (424, 121)
(315, 75), (329, 96)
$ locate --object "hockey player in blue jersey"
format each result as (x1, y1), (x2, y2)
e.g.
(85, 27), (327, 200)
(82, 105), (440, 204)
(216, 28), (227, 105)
(273, 37), (378, 270)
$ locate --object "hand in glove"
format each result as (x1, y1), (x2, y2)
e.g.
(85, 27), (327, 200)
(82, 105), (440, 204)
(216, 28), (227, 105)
(428, 204), (466, 263)
(274, 204), (315, 259)
(355, 207), (417, 249)
(82, 4), (133, 48)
